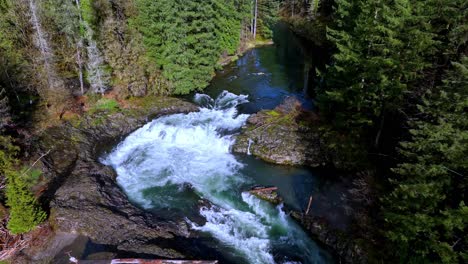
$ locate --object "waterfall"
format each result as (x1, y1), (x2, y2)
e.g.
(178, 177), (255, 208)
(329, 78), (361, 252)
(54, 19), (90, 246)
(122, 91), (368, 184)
(75, 0), (108, 94)
(104, 91), (331, 264)
(28, 0), (62, 90)
(83, 23), (108, 94)
(247, 138), (254, 155)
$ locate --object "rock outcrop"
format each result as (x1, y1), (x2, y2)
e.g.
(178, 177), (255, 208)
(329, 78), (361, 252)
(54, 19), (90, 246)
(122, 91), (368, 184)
(34, 97), (200, 260)
(290, 212), (368, 263)
(233, 97), (334, 167)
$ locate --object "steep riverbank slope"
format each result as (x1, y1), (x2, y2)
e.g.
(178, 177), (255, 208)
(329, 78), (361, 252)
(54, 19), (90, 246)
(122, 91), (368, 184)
(14, 97), (201, 263)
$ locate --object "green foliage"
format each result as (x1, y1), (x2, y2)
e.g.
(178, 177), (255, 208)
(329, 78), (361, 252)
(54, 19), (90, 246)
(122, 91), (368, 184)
(131, 0), (252, 94)
(320, 0), (435, 133)
(0, 0), (30, 94)
(1, 0), (279, 101)
(80, 0), (95, 27)
(89, 98), (119, 113)
(315, 2), (467, 260)
(19, 167), (42, 188)
(382, 57), (468, 263)
(0, 136), (19, 173)
(257, 0), (280, 39)
(0, 136), (46, 235)
(6, 170), (47, 234)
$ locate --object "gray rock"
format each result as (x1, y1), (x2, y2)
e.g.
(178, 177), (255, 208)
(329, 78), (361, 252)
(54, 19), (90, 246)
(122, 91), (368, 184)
(37, 97), (199, 259)
(233, 97), (330, 167)
(290, 212), (368, 264)
(249, 187), (283, 204)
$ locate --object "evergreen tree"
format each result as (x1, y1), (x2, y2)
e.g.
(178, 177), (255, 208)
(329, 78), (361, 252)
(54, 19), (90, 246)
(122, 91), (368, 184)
(132, 0), (252, 94)
(257, 0), (280, 39)
(0, 137), (46, 235)
(5, 170), (47, 234)
(320, 0), (435, 140)
(383, 57), (468, 263)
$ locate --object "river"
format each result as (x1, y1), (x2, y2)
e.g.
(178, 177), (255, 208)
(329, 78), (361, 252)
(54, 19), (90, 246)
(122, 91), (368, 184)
(100, 24), (338, 264)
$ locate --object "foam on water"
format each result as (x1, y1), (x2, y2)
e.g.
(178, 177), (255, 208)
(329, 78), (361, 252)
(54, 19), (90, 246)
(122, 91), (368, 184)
(104, 91), (330, 264)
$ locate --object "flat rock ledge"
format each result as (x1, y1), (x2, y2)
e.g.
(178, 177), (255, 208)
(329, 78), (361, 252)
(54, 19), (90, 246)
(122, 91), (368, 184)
(27, 97), (200, 261)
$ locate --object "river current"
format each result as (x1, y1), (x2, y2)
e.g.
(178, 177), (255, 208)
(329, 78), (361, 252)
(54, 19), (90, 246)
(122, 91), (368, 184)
(102, 24), (335, 263)
(103, 91), (332, 263)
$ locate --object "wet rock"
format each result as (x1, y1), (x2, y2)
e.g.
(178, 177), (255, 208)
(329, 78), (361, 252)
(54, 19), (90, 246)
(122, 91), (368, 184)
(249, 186), (283, 204)
(34, 97), (199, 260)
(290, 212), (368, 264)
(233, 97), (332, 167)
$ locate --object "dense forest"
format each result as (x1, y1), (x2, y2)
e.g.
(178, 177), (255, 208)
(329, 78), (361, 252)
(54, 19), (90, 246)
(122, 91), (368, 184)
(0, 0), (467, 263)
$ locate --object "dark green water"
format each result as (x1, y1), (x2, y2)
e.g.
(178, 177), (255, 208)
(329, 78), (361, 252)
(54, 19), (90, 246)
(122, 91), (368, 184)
(202, 23), (317, 114)
(203, 23), (349, 228)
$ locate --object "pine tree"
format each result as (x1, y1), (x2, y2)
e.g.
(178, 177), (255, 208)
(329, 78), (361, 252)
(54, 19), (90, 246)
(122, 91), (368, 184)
(0, 136), (46, 235)
(257, 0), (280, 39)
(6, 170), (47, 234)
(383, 57), (468, 263)
(132, 0), (252, 94)
(320, 0), (435, 139)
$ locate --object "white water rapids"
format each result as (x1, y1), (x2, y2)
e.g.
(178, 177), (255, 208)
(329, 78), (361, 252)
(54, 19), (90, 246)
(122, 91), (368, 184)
(104, 91), (331, 264)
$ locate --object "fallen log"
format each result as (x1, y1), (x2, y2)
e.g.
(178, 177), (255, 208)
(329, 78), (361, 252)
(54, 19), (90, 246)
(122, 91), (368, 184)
(249, 187), (278, 193)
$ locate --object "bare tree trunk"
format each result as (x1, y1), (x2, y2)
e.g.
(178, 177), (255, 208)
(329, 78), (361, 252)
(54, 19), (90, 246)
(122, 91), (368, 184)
(250, 0), (254, 35)
(75, 0), (84, 95)
(76, 42), (84, 95)
(374, 106), (385, 149)
(253, 0), (258, 39)
(292, 0), (295, 17)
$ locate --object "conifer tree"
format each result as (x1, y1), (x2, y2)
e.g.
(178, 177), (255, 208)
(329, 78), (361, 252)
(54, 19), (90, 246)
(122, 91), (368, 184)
(320, 0), (434, 140)
(0, 137), (46, 235)
(6, 170), (47, 234)
(133, 0), (253, 94)
(383, 57), (468, 263)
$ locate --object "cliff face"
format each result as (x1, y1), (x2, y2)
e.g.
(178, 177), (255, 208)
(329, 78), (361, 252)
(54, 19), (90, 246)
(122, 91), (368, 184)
(18, 97), (202, 262)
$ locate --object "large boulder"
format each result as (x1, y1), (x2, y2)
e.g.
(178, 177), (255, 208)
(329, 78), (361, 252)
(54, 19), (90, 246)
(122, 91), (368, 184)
(233, 97), (332, 167)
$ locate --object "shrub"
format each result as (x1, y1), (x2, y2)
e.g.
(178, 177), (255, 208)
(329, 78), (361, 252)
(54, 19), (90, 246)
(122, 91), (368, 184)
(5, 170), (46, 234)
(89, 98), (120, 114)
(0, 136), (46, 234)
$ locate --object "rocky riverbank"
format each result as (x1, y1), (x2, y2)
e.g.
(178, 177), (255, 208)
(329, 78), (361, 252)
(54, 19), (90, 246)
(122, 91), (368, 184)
(236, 98), (378, 263)
(14, 97), (203, 263)
(249, 172), (376, 264)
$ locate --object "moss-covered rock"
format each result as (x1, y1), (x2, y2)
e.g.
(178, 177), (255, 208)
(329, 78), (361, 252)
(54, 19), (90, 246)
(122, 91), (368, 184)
(249, 187), (283, 205)
(233, 97), (340, 167)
